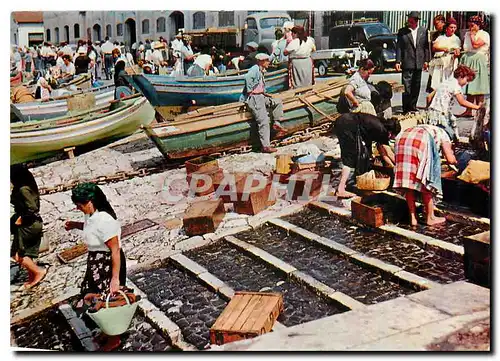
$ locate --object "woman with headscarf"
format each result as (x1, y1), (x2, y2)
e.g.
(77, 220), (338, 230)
(284, 25), (316, 88)
(11, 164), (47, 290)
(458, 15), (490, 117)
(334, 113), (401, 198)
(427, 17), (461, 90)
(65, 182), (126, 351)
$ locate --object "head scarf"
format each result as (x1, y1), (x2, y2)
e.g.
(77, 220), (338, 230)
(10, 164), (39, 194)
(469, 15), (484, 29)
(72, 182), (117, 219)
(446, 17), (457, 26)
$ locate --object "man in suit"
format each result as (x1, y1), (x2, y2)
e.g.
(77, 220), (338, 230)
(395, 11), (430, 113)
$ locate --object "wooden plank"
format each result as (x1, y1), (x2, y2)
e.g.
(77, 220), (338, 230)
(211, 293), (248, 331)
(246, 295), (282, 334)
(230, 295), (262, 331)
(239, 295), (268, 332)
(216, 293), (253, 330)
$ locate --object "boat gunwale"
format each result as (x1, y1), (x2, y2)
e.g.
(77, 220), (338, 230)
(11, 96), (146, 135)
(135, 68), (288, 86)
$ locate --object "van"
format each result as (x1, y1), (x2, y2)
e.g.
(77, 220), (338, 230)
(243, 12), (292, 53)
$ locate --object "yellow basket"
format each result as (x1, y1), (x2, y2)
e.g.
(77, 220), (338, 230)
(356, 170), (391, 191)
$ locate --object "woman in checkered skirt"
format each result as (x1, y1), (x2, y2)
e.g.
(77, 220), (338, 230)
(393, 124), (457, 226)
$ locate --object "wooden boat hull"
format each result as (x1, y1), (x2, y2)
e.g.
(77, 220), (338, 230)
(142, 78), (348, 159)
(11, 96), (155, 164)
(12, 84), (115, 121)
(126, 68), (289, 108)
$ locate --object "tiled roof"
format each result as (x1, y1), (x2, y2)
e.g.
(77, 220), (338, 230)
(12, 11), (44, 24)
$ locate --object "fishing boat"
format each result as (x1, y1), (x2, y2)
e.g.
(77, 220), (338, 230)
(142, 77), (348, 160)
(125, 67), (289, 120)
(11, 94), (155, 165)
(11, 83), (115, 121)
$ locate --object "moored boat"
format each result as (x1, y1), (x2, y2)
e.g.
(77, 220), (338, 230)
(11, 94), (155, 164)
(12, 83), (115, 121)
(141, 77), (348, 160)
(125, 67), (289, 119)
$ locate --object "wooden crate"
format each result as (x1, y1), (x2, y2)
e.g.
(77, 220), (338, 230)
(186, 168), (224, 196)
(464, 231), (490, 288)
(183, 198), (225, 236)
(185, 155), (219, 175)
(288, 170), (323, 200)
(210, 291), (284, 346)
(214, 172), (249, 203)
(233, 178), (275, 215)
(275, 154), (292, 175)
(351, 197), (384, 228)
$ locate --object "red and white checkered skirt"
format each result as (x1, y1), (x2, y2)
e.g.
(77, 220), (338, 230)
(393, 127), (431, 193)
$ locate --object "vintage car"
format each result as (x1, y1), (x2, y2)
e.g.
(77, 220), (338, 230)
(315, 20), (398, 75)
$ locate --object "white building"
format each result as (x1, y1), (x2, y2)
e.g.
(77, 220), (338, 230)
(42, 11), (252, 46)
(11, 11), (44, 47)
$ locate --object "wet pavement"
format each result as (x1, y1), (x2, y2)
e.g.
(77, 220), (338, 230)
(236, 225), (415, 304)
(11, 307), (77, 351)
(130, 263), (228, 350)
(395, 221), (489, 246)
(186, 241), (345, 327)
(283, 208), (465, 284)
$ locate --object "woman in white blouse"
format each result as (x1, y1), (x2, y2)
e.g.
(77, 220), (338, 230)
(428, 17), (462, 90)
(284, 25), (316, 88)
(458, 15), (490, 117)
(65, 182), (126, 351)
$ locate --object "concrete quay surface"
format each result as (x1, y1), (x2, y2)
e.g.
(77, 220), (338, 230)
(215, 281), (490, 351)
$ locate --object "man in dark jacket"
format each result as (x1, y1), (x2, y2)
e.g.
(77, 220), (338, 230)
(395, 11), (430, 114)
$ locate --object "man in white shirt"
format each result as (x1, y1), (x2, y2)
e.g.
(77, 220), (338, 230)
(395, 11), (430, 114)
(101, 36), (115, 80)
(171, 32), (183, 59)
(57, 54), (75, 85)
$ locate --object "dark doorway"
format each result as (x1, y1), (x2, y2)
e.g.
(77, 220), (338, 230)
(169, 11), (185, 38)
(93, 24), (101, 42)
(125, 18), (136, 47)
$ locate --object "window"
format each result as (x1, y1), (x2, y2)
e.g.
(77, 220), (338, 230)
(116, 23), (123, 36)
(64, 25), (69, 42)
(55, 27), (60, 44)
(363, 24), (391, 38)
(193, 12), (205, 29)
(350, 27), (366, 45)
(246, 18), (257, 30)
(218, 11), (234, 27)
(259, 17), (288, 29)
(74, 24), (80, 38)
(46, 29), (51, 41)
(157, 17), (166, 32)
(142, 19), (149, 34)
(322, 11), (337, 36)
(106, 24), (112, 38)
(328, 27), (349, 49)
(247, 11), (265, 15)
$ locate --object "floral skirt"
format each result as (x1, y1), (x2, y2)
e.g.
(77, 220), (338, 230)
(80, 249), (127, 296)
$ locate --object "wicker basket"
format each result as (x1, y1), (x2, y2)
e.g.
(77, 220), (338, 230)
(356, 170), (391, 191)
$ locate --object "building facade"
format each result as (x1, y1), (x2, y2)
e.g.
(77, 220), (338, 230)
(16, 10), (488, 50)
(11, 12), (44, 48)
(42, 11), (252, 46)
